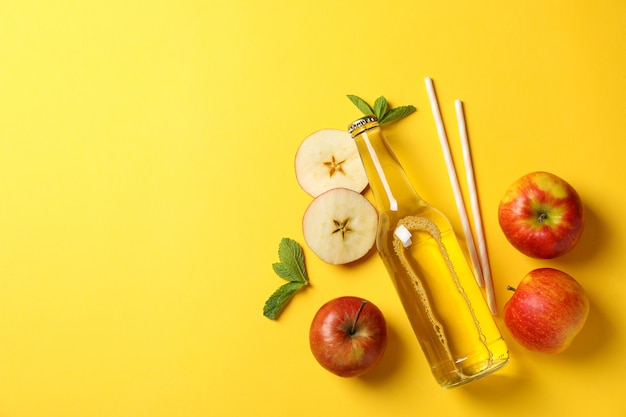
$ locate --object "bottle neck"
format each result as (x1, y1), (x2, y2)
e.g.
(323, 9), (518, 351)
(350, 118), (425, 213)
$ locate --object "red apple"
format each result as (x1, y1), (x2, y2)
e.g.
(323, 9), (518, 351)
(309, 296), (387, 377)
(504, 268), (590, 354)
(498, 171), (584, 259)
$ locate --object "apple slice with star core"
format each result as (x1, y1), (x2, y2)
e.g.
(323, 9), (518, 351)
(295, 129), (369, 197)
(302, 188), (377, 265)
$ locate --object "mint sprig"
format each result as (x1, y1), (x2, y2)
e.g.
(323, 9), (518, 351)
(347, 95), (416, 125)
(263, 238), (309, 320)
(346, 95), (374, 116)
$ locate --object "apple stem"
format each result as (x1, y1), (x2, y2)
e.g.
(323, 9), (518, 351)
(507, 285), (517, 292)
(350, 300), (368, 336)
(538, 213), (548, 223)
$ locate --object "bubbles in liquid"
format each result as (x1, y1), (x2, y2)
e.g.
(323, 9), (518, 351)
(392, 215), (493, 374)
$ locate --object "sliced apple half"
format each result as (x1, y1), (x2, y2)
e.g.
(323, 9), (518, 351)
(302, 188), (378, 265)
(295, 129), (368, 197)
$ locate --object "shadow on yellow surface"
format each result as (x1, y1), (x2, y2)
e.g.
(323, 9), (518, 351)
(357, 323), (408, 386)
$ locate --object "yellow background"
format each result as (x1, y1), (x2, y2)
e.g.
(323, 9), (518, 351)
(0, 1), (624, 416)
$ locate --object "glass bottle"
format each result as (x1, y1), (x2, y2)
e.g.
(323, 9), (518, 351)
(348, 115), (509, 388)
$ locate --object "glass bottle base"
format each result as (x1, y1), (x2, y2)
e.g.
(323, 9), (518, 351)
(435, 357), (509, 389)
(431, 338), (510, 389)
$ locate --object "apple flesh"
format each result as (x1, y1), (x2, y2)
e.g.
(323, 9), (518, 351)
(295, 129), (369, 197)
(504, 268), (590, 354)
(302, 187), (377, 265)
(309, 296), (387, 377)
(498, 171), (584, 259)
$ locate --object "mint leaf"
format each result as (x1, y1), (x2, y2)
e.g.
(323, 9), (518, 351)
(273, 237), (308, 283)
(379, 105), (416, 125)
(263, 238), (309, 320)
(348, 95), (415, 125)
(373, 96), (388, 120)
(347, 95), (374, 116)
(272, 263), (295, 281)
(263, 281), (305, 320)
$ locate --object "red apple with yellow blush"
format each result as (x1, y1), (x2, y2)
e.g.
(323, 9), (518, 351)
(498, 171), (584, 259)
(504, 268), (590, 353)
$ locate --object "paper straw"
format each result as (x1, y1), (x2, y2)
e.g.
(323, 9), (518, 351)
(424, 77), (485, 289)
(455, 100), (497, 315)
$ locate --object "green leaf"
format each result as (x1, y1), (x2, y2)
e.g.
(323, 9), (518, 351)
(373, 96), (388, 120)
(274, 237), (308, 283)
(379, 105), (416, 125)
(347, 95), (374, 116)
(272, 262), (295, 281)
(263, 281), (305, 320)
(263, 238), (309, 320)
(348, 94), (415, 125)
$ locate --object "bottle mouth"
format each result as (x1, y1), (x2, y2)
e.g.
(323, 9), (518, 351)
(347, 115), (378, 134)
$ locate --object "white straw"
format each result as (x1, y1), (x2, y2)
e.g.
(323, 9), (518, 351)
(455, 100), (497, 315)
(424, 77), (485, 289)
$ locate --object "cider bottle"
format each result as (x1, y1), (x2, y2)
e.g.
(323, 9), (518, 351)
(348, 115), (509, 388)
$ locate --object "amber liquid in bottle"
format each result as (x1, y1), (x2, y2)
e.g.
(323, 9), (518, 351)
(349, 116), (508, 388)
